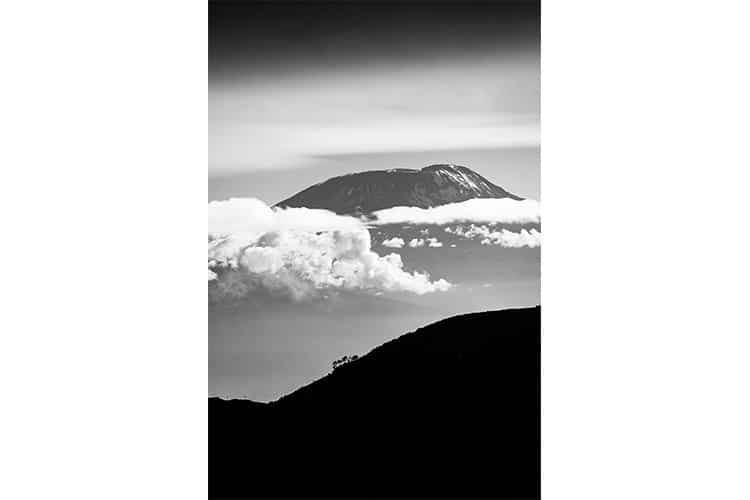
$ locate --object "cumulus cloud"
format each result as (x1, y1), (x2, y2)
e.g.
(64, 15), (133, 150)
(408, 238), (425, 248)
(382, 237), (405, 248)
(371, 198), (540, 226)
(209, 197), (363, 237)
(208, 199), (451, 301)
(445, 224), (541, 248)
(426, 238), (443, 248)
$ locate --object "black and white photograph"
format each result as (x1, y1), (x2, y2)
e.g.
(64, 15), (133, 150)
(6, 2), (750, 500)
(209, 1), (540, 497)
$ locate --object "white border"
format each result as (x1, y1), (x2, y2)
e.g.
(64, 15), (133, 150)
(543, 1), (750, 498)
(1, 1), (207, 498)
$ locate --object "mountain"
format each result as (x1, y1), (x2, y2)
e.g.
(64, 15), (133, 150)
(209, 306), (540, 499)
(275, 164), (523, 215)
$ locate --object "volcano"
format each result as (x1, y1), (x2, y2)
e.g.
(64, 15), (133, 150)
(275, 164), (523, 215)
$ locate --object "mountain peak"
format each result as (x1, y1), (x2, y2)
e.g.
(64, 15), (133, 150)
(422, 163), (462, 171)
(276, 164), (522, 215)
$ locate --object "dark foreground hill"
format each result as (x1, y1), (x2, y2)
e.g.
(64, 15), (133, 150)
(209, 306), (540, 499)
(275, 164), (523, 215)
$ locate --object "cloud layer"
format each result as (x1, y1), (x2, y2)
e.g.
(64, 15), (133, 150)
(371, 198), (540, 226)
(208, 199), (450, 301)
(210, 51), (539, 173)
(209, 197), (363, 236)
(445, 224), (541, 248)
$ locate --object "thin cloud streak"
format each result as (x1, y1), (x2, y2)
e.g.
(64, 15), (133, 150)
(210, 52), (539, 174)
(371, 198), (541, 226)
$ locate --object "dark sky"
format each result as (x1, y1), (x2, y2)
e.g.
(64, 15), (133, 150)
(210, 1), (540, 80)
(209, 1), (540, 180)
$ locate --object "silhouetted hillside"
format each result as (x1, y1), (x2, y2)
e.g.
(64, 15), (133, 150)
(209, 306), (540, 499)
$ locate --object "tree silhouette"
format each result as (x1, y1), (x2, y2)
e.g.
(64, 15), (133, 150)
(332, 354), (360, 370)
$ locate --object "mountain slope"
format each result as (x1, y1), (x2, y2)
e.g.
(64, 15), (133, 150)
(209, 306), (540, 499)
(275, 164), (523, 215)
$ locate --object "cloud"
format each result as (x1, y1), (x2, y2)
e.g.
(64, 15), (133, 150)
(208, 198), (451, 302)
(405, 237), (442, 248)
(382, 237), (405, 248)
(445, 224), (541, 248)
(371, 198), (540, 226)
(208, 197), (363, 237)
(209, 53), (539, 173)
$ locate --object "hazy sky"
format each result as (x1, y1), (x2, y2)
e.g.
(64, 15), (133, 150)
(209, 1), (540, 199)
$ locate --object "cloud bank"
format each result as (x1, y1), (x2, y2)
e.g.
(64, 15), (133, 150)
(371, 198), (540, 226)
(208, 199), (451, 301)
(445, 224), (541, 248)
(209, 197), (363, 237)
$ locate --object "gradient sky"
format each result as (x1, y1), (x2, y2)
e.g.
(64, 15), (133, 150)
(209, 1), (540, 202)
(209, 1), (540, 400)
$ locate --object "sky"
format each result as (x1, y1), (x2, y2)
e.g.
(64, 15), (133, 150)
(209, 0), (540, 202)
(209, 1), (541, 401)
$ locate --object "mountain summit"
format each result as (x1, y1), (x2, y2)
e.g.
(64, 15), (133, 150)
(275, 164), (523, 215)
